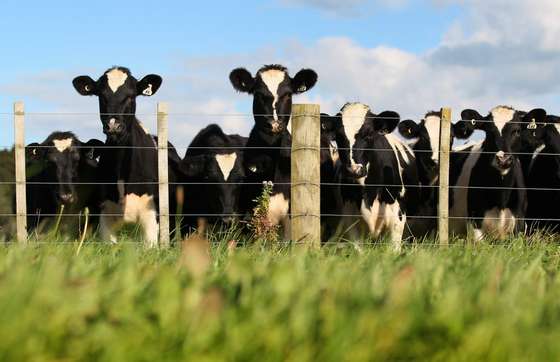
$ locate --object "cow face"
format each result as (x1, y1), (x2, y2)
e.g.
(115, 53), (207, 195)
(27, 133), (103, 205)
(458, 106), (523, 176)
(229, 64), (317, 134)
(182, 152), (245, 224)
(340, 104), (400, 178)
(72, 67), (162, 141)
(398, 112), (454, 185)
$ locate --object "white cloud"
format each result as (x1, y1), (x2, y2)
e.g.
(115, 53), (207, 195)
(278, 0), (409, 15)
(2, 0), (560, 148)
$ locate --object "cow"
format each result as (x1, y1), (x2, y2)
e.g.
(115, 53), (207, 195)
(450, 106), (527, 241)
(24, 132), (103, 234)
(397, 112), (475, 238)
(228, 64), (317, 237)
(179, 124), (247, 233)
(521, 109), (560, 232)
(349, 104), (419, 250)
(317, 113), (347, 241)
(72, 66), (181, 247)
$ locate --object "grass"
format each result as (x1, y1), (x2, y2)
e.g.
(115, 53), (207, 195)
(0, 238), (560, 361)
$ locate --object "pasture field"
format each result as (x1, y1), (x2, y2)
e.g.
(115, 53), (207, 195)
(0, 237), (560, 361)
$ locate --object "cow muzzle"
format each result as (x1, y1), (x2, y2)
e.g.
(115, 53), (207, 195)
(58, 193), (75, 204)
(493, 151), (513, 174)
(270, 120), (284, 133)
(104, 118), (124, 135)
(221, 216), (236, 225)
(348, 163), (367, 178)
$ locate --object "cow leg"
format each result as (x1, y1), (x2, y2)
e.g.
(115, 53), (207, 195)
(267, 193), (290, 240)
(473, 228), (484, 243)
(122, 193), (158, 248)
(99, 201), (122, 244)
(140, 208), (158, 248)
(390, 210), (406, 253)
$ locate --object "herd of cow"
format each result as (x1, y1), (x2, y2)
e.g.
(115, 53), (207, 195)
(19, 65), (560, 249)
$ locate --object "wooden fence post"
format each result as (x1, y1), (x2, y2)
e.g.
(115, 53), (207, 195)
(14, 101), (27, 244)
(157, 102), (170, 248)
(291, 104), (321, 248)
(438, 107), (452, 246)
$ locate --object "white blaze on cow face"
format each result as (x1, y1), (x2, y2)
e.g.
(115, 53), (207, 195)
(424, 115), (441, 163)
(106, 68), (128, 93)
(53, 138), (73, 152)
(341, 103), (370, 171)
(260, 69), (286, 122)
(491, 106), (516, 135)
(215, 153), (237, 181)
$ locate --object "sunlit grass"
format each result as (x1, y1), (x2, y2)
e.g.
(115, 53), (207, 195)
(0, 235), (559, 361)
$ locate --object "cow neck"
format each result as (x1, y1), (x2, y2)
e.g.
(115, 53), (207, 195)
(103, 118), (158, 189)
(362, 135), (403, 205)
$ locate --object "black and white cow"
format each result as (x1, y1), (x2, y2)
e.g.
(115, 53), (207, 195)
(349, 104), (419, 250)
(450, 106), (527, 240)
(521, 109), (560, 232)
(229, 64), (317, 235)
(179, 124), (247, 232)
(318, 113), (347, 240)
(24, 132), (103, 233)
(72, 66), (181, 247)
(397, 112), (475, 238)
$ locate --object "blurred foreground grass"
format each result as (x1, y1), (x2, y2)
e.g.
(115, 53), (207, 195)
(1, 240), (560, 361)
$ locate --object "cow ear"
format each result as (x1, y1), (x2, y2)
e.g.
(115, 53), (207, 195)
(320, 113), (335, 132)
(81, 139), (104, 166)
(398, 120), (420, 139)
(453, 121), (476, 139)
(26, 142), (45, 162)
(229, 68), (255, 93)
(137, 74), (163, 96)
(373, 111), (400, 135)
(523, 108), (547, 130)
(461, 109), (485, 127)
(72, 76), (97, 96)
(292, 69), (317, 94)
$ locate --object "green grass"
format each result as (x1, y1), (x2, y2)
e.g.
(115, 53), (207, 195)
(1, 239), (560, 361)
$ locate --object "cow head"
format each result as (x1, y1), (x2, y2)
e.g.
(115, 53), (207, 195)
(72, 67), (162, 141)
(182, 152), (245, 225)
(457, 106), (523, 176)
(229, 64), (317, 134)
(337, 102), (400, 179)
(27, 132), (103, 205)
(398, 111), (456, 185)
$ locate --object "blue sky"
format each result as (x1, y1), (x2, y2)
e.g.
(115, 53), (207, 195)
(1, 0), (559, 149)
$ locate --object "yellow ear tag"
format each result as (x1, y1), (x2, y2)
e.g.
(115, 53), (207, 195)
(527, 118), (537, 130)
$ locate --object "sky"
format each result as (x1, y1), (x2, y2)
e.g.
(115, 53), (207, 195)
(1, 0), (559, 151)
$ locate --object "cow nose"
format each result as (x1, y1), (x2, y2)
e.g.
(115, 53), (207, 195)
(106, 118), (122, 133)
(221, 216), (235, 225)
(349, 163), (367, 178)
(495, 151), (513, 168)
(59, 193), (74, 204)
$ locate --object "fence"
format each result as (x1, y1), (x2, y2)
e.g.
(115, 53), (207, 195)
(3, 102), (552, 248)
